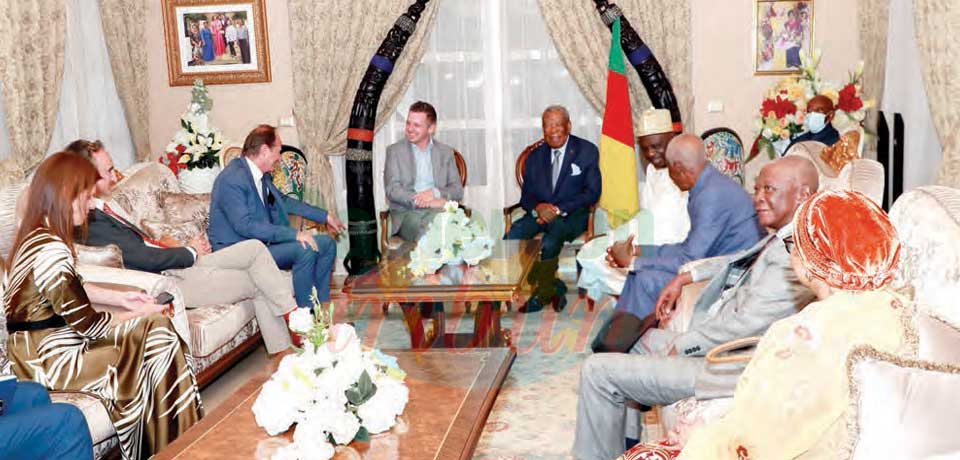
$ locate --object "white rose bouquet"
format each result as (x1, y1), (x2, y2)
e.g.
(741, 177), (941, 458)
(407, 201), (494, 276)
(159, 79), (228, 176)
(251, 291), (408, 460)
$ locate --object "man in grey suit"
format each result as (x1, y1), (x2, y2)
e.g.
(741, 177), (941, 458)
(384, 101), (464, 241)
(383, 101), (464, 347)
(572, 156), (820, 460)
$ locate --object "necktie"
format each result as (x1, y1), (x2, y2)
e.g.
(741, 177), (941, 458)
(551, 149), (562, 190)
(261, 174), (274, 223)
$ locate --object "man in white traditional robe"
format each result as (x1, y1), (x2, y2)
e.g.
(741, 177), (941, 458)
(577, 108), (689, 300)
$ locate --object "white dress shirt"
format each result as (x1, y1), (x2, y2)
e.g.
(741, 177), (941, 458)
(246, 156), (266, 205)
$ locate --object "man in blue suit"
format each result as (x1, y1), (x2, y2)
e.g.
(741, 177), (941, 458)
(208, 125), (345, 309)
(593, 134), (763, 352)
(1, 378), (93, 459)
(506, 105), (601, 313)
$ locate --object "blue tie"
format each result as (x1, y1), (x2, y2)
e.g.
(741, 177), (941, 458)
(261, 174), (273, 223)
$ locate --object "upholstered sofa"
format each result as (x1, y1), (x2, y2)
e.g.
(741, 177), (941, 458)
(628, 184), (960, 455)
(0, 162), (266, 458)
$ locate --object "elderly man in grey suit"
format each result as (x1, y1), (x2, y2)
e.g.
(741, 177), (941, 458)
(384, 100), (464, 347)
(572, 156), (820, 460)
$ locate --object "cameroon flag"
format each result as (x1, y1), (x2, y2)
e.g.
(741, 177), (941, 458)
(597, 17), (638, 228)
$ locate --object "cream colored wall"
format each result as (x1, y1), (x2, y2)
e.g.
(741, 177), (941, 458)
(146, 0), (860, 178)
(147, 0), (299, 155)
(692, 0), (861, 185)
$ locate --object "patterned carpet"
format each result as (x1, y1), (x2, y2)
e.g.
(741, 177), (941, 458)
(338, 257), (615, 460)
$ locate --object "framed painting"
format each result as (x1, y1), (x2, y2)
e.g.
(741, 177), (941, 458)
(161, 0), (271, 86)
(753, 0), (814, 75)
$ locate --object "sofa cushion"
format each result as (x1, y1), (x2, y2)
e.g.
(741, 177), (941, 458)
(50, 391), (116, 445)
(194, 317), (261, 375)
(186, 300), (256, 358)
(108, 163), (181, 227)
(141, 219), (203, 247)
(160, 192), (211, 230)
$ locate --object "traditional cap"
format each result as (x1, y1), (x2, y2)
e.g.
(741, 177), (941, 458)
(793, 190), (900, 291)
(637, 108), (674, 137)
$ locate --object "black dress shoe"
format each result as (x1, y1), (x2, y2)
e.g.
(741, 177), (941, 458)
(518, 297), (545, 313)
(551, 294), (568, 312)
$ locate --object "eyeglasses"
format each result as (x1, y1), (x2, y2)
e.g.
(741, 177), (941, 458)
(783, 235), (795, 254)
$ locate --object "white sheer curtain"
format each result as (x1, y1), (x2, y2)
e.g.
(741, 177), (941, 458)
(0, 0), (134, 168)
(366, 0), (601, 239)
(882, 0), (941, 192)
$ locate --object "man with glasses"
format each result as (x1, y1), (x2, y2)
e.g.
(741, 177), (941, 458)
(572, 156), (821, 460)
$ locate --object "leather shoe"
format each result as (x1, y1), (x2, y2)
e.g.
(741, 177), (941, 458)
(518, 296), (545, 313)
(551, 294), (567, 312)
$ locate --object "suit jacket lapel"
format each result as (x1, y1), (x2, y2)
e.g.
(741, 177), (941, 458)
(430, 142), (444, 190)
(552, 140), (577, 197)
(238, 158), (270, 216)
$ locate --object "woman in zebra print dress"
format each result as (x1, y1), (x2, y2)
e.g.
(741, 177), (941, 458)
(3, 153), (202, 459)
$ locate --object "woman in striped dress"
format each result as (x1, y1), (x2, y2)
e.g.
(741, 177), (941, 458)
(3, 152), (202, 460)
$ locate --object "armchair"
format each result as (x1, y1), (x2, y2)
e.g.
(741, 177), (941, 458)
(700, 127), (745, 186)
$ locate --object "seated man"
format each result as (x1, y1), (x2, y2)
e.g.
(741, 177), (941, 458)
(208, 125), (345, 312)
(67, 140), (297, 354)
(505, 105), (601, 313)
(571, 156), (819, 460)
(593, 134), (763, 353)
(577, 108), (688, 300)
(384, 101), (464, 347)
(0, 377), (94, 459)
(786, 94), (840, 151)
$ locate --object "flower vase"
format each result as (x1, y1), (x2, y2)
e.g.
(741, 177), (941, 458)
(178, 165), (221, 193)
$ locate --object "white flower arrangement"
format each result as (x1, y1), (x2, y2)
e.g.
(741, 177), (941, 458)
(251, 291), (409, 460)
(407, 201), (494, 276)
(159, 79), (228, 175)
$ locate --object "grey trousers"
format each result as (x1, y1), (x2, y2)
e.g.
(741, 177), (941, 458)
(165, 239), (295, 354)
(572, 328), (705, 460)
(394, 208), (441, 242)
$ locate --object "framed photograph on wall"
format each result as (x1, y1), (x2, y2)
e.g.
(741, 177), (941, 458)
(753, 0), (814, 75)
(161, 0), (271, 86)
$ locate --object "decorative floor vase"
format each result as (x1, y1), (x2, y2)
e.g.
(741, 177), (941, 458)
(178, 165), (221, 193)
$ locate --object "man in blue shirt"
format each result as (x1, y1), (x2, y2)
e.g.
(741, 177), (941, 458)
(593, 134), (763, 353)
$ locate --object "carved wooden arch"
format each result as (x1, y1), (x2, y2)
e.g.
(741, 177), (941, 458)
(343, 0), (681, 275)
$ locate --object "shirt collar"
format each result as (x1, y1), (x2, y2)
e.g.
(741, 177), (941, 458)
(775, 220), (795, 240)
(551, 137), (570, 157)
(245, 156), (265, 183)
(411, 138), (434, 156)
(92, 197), (106, 211)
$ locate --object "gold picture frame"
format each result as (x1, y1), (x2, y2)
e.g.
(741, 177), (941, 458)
(753, 0), (814, 75)
(161, 0), (271, 86)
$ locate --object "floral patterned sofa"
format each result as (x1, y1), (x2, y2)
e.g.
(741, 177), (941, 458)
(624, 185), (960, 458)
(0, 162), (267, 458)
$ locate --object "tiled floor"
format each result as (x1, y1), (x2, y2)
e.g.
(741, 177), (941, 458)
(199, 254), (610, 460)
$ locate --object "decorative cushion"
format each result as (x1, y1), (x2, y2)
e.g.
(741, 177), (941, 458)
(701, 129), (744, 185)
(848, 347), (960, 460)
(619, 441), (680, 460)
(186, 300), (256, 357)
(0, 179), (29, 257)
(108, 163), (181, 226)
(49, 391), (116, 445)
(917, 311), (960, 366)
(140, 219), (203, 247)
(76, 244), (124, 269)
(159, 191), (211, 231)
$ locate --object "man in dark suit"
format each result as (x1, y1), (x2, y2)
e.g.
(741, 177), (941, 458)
(505, 105), (601, 313)
(67, 139), (300, 353)
(208, 125), (345, 310)
(786, 95), (840, 151)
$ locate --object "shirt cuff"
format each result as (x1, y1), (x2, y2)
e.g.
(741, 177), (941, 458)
(185, 247), (198, 262)
(432, 188), (441, 199)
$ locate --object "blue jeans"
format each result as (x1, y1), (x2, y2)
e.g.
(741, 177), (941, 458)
(0, 381), (93, 460)
(268, 234), (337, 307)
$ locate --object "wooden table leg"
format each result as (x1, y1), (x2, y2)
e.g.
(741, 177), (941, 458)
(400, 303), (427, 349)
(472, 301), (506, 347)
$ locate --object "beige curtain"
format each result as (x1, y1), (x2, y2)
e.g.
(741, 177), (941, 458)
(857, 0), (889, 159)
(538, 0), (693, 134)
(99, 0), (151, 161)
(287, 0), (439, 212)
(914, 0), (960, 187)
(0, 0), (66, 171)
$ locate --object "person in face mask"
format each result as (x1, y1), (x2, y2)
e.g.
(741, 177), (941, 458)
(786, 94), (840, 152)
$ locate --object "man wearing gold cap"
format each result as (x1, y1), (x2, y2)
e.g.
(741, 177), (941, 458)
(577, 108), (690, 301)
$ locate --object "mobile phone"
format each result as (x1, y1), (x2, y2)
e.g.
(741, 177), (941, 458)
(155, 292), (175, 305)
